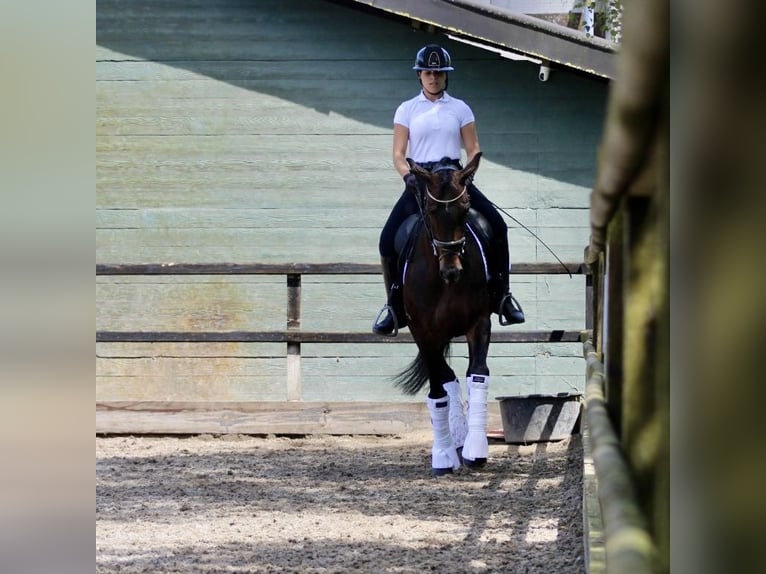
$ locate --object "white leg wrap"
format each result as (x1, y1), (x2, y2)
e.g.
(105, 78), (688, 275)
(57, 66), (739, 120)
(426, 396), (461, 473)
(442, 379), (468, 449)
(462, 374), (490, 461)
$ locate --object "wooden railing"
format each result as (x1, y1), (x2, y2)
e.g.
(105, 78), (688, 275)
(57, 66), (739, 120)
(97, 261), (590, 435)
(96, 261), (589, 344)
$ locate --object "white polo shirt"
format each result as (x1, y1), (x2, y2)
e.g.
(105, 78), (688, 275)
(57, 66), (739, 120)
(393, 91), (475, 164)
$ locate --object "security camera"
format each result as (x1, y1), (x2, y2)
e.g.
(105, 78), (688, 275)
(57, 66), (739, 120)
(538, 63), (551, 82)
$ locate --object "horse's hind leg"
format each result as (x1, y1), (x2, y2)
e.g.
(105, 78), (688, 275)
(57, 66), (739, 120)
(462, 317), (492, 467)
(443, 379), (468, 452)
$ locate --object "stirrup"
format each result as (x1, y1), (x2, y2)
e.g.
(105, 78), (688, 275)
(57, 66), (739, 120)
(372, 304), (399, 337)
(498, 293), (525, 326)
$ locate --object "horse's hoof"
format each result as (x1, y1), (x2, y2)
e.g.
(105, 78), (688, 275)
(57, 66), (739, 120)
(431, 467), (454, 477)
(463, 457), (487, 469)
(456, 446), (468, 464)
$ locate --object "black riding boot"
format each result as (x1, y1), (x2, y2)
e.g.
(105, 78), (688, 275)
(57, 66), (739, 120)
(491, 237), (525, 325)
(497, 273), (526, 325)
(372, 256), (408, 336)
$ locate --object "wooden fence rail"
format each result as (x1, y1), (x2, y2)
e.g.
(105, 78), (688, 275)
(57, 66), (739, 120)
(96, 330), (585, 344)
(97, 261), (588, 344)
(96, 262), (583, 276)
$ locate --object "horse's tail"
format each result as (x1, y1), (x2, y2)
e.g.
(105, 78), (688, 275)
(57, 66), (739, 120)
(393, 343), (451, 395)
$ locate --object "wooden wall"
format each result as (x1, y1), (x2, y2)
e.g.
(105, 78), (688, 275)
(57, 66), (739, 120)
(96, 0), (608, 427)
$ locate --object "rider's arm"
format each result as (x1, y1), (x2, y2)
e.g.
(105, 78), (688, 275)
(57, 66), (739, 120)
(393, 123), (411, 177)
(461, 121), (481, 164)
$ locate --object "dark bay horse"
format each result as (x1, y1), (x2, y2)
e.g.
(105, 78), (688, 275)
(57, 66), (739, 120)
(394, 153), (494, 475)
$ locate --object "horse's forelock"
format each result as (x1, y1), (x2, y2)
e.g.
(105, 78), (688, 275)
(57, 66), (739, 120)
(439, 169), (452, 191)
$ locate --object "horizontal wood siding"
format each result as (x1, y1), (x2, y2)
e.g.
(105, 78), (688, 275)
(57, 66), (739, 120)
(96, 401), (507, 435)
(97, 0), (606, 432)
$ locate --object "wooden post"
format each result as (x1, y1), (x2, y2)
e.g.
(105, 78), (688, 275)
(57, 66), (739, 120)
(594, 253), (605, 357)
(584, 246), (595, 332)
(605, 208), (624, 429)
(286, 273), (302, 401)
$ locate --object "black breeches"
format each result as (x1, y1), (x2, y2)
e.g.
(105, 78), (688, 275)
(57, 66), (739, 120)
(379, 188), (420, 257)
(469, 184), (510, 278)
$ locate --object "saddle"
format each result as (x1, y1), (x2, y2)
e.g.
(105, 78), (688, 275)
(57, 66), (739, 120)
(393, 208), (495, 285)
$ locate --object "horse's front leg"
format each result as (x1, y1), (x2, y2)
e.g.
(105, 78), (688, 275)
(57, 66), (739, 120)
(421, 343), (463, 476)
(462, 316), (492, 467)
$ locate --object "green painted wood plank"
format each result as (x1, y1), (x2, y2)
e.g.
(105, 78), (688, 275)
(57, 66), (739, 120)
(96, 352), (583, 403)
(96, 273), (585, 332)
(300, 342), (583, 359)
(94, 400), (451, 435)
(95, 207), (395, 230)
(96, 342), (287, 358)
(96, 136), (589, 170)
(96, 134), (391, 158)
(95, 207), (579, 232)
(97, 228), (588, 264)
(300, 376), (539, 402)
(96, 361), (287, 402)
(95, 175), (553, 211)
(97, 279), (287, 331)
(96, 180), (403, 210)
(300, 371), (574, 403)
(96, 227), (381, 264)
(95, 76), (410, 102)
(95, 60), (411, 82)
(96, 35), (416, 62)
(96, 168), (588, 212)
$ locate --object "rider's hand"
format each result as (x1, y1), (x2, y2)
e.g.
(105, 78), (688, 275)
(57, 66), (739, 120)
(403, 173), (418, 191)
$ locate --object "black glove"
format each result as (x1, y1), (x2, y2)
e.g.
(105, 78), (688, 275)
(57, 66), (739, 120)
(403, 173), (418, 191)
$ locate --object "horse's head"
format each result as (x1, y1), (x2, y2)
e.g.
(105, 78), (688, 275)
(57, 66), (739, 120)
(408, 153), (482, 284)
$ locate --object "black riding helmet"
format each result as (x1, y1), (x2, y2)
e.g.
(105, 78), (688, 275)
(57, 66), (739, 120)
(412, 44), (454, 71)
(413, 44), (453, 92)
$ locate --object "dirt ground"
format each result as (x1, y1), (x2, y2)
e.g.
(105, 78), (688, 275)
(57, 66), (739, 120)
(96, 432), (584, 573)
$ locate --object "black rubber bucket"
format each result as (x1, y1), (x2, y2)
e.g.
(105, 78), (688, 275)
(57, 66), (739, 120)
(495, 392), (582, 443)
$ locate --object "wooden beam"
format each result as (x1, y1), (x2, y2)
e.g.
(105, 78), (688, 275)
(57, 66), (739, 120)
(96, 400), (504, 435)
(96, 261), (585, 276)
(286, 273), (302, 401)
(583, 338), (657, 573)
(96, 329), (587, 344)
(582, 417), (606, 573)
(342, 0), (615, 78)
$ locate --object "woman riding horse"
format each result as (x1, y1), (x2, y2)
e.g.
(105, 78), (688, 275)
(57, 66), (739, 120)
(373, 43), (524, 336)
(397, 153), (496, 474)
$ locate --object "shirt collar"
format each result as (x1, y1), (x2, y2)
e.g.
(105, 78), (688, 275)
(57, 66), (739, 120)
(417, 90), (451, 103)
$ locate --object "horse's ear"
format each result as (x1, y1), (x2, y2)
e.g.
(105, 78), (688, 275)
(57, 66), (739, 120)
(460, 152), (482, 184)
(407, 158), (430, 179)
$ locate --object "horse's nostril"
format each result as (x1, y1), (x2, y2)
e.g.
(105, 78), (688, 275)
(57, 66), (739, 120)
(441, 267), (461, 283)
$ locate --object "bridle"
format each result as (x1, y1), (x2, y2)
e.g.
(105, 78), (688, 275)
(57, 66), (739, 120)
(418, 165), (469, 260)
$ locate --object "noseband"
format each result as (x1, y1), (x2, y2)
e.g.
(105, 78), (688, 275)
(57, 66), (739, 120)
(423, 164), (468, 260)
